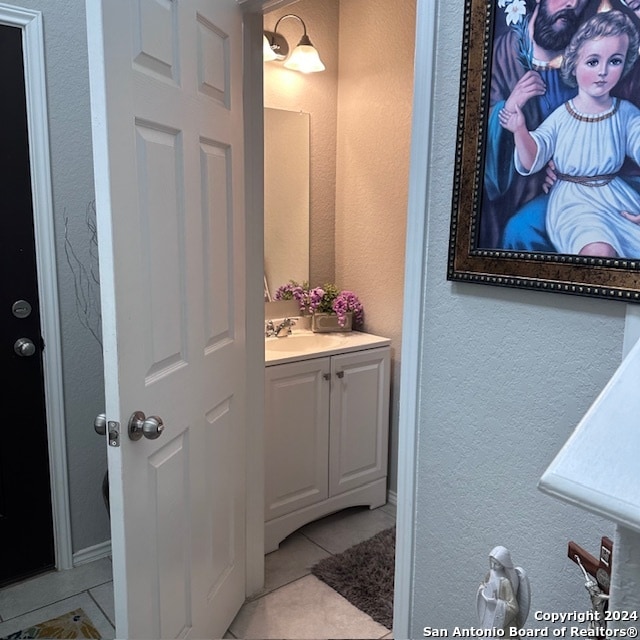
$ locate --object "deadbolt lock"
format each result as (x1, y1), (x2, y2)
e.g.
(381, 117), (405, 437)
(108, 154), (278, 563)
(12, 300), (32, 319)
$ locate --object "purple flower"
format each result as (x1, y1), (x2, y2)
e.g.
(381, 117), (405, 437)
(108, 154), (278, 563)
(274, 280), (310, 314)
(308, 287), (326, 314)
(332, 290), (364, 327)
(274, 280), (364, 328)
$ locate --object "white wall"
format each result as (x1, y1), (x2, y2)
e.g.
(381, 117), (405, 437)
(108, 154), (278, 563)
(407, 0), (627, 633)
(335, 0), (415, 497)
(13, 0), (109, 554)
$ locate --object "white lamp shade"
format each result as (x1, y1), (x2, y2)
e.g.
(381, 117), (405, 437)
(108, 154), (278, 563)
(538, 336), (640, 532)
(284, 44), (325, 73)
(263, 35), (278, 62)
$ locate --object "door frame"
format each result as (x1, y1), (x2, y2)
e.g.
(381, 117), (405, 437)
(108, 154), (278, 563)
(241, 5), (268, 596)
(392, 1), (437, 637)
(240, 0), (334, 598)
(0, 4), (72, 571)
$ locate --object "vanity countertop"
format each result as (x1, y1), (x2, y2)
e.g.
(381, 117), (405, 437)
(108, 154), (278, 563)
(265, 330), (390, 366)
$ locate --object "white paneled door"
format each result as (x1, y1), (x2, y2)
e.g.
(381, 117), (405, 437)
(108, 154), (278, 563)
(86, 0), (247, 637)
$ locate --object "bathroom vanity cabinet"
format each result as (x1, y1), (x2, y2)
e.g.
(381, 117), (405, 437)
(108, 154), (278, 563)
(264, 333), (390, 552)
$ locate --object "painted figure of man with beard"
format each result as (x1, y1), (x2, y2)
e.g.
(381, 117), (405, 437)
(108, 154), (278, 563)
(481, 0), (640, 251)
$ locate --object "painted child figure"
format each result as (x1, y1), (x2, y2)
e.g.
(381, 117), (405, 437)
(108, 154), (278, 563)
(499, 10), (640, 258)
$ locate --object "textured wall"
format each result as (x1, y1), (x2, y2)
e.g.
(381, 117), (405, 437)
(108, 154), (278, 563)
(408, 1), (628, 633)
(335, 0), (415, 496)
(264, 0), (340, 286)
(13, 0), (108, 554)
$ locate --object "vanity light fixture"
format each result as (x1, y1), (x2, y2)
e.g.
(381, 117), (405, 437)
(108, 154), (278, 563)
(263, 34), (278, 62)
(263, 14), (325, 73)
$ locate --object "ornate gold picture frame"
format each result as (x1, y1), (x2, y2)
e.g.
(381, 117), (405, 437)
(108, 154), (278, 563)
(448, 0), (640, 302)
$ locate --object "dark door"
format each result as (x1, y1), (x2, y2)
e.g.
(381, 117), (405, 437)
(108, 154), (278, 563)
(0, 23), (55, 587)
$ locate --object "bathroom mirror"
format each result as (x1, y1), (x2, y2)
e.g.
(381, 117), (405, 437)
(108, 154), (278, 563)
(264, 108), (310, 297)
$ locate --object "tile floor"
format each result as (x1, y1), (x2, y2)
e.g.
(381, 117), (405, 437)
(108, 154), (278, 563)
(0, 558), (115, 639)
(0, 503), (395, 640)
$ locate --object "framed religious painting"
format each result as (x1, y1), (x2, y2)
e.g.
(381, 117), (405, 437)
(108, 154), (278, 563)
(448, 0), (640, 302)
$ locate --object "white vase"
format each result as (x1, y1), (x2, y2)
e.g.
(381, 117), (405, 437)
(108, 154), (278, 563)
(311, 312), (353, 333)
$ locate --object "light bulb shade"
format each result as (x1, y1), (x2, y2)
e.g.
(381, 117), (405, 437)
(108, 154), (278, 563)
(283, 43), (325, 73)
(263, 34), (278, 62)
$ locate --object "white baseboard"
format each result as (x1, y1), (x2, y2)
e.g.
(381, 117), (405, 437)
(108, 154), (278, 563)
(387, 489), (397, 506)
(73, 539), (112, 566)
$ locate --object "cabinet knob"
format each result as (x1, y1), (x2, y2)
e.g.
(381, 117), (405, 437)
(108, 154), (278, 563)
(323, 373), (331, 380)
(336, 371), (344, 379)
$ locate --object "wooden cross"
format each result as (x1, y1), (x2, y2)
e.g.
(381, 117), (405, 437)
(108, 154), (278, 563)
(568, 536), (613, 595)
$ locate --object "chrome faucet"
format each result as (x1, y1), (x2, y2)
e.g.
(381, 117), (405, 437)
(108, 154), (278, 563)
(265, 318), (296, 338)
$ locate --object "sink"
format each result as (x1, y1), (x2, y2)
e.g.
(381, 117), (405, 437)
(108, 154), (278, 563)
(265, 333), (344, 353)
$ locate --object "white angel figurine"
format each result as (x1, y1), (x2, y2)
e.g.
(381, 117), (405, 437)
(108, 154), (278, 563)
(477, 546), (531, 632)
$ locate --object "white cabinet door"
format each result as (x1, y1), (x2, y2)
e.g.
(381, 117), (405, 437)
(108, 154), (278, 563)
(329, 347), (390, 496)
(265, 358), (331, 521)
(86, 1), (247, 637)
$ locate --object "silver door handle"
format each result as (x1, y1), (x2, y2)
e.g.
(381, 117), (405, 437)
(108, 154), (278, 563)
(128, 411), (165, 441)
(94, 413), (107, 435)
(14, 337), (36, 357)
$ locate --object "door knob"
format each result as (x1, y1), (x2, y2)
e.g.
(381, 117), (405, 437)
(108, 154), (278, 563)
(14, 337), (36, 357)
(128, 411), (165, 441)
(94, 413), (107, 435)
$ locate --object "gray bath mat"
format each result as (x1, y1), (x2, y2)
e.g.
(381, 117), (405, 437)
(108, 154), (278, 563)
(311, 526), (395, 629)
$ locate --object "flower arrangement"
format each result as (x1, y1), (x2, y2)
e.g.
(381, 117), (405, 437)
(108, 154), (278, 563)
(274, 280), (364, 328)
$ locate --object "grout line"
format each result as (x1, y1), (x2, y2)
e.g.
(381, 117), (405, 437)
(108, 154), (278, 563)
(87, 586), (115, 628)
(299, 531), (336, 556)
(247, 572), (316, 603)
(0, 593), (85, 625)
